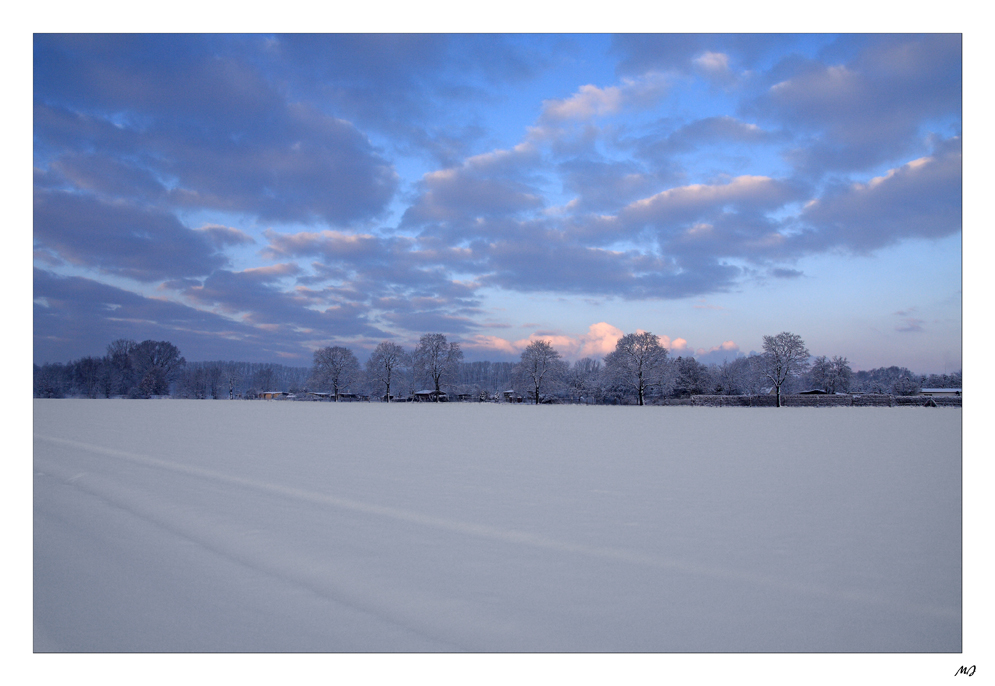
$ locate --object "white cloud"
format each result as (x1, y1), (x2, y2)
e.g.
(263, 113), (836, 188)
(694, 51), (731, 74)
(531, 73), (668, 141)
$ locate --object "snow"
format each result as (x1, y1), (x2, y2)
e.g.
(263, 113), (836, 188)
(33, 400), (961, 658)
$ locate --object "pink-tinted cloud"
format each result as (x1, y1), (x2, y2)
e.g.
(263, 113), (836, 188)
(462, 322), (626, 361)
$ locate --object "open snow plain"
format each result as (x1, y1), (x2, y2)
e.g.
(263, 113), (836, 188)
(33, 400), (961, 653)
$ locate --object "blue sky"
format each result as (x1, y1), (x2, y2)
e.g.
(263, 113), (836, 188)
(32, 33), (962, 372)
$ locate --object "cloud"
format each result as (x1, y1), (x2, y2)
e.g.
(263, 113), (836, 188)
(50, 152), (168, 200)
(33, 268), (315, 363)
(750, 34), (961, 175)
(401, 145), (544, 227)
(460, 322), (625, 361)
(557, 158), (671, 213)
(528, 73), (669, 150)
(196, 225), (256, 249)
(630, 116), (779, 162)
(538, 73), (668, 124)
(35, 37), (400, 226)
(33, 190), (227, 281)
(694, 51), (730, 74)
(795, 140), (961, 254)
(459, 334), (520, 357)
(690, 341), (744, 365)
(620, 174), (802, 229)
(269, 34), (546, 146)
(511, 322), (626, 359)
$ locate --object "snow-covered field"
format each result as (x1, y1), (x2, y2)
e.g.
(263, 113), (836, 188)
(33, 400), (961, 654)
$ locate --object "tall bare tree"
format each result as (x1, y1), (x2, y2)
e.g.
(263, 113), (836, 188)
(367, 341), (407, 401)
(603, 332), (669, 405)
(413, 333), (463, 398)
(761, 332), (810, 407)
(311, 346), (360, 400)
(516, 340), (567, 405)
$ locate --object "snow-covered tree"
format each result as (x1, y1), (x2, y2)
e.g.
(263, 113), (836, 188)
(827, 356), (853, 393)
(891, 371), (922, 396)
(672, 356), (710, 397)
(760, 332), (810, 407)
(367, 341), (407, 401)
(310, 346), (361, 400)
(413, 333), (463, 397)
(809, 355), (832, 392)
(565, 357), (603, 403)
(104, 338), (138, 396)
(128, 340), (185, 397)
(603, 332), (669, 406)
(515, 340), (567, 405)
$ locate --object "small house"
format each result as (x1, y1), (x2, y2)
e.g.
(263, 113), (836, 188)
(414, 390), (448, 402)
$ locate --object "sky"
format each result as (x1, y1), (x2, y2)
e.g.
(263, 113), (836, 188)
(32, 33), (963, 372)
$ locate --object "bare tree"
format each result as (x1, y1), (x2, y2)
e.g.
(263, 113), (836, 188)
(311, 346), (361, 400)
(367, 341), (407, 401)
(413, 333), (463, 398)
(603, 332), (669, 405)
(515, 340), (567, 405)
(221, 362), (243, 399)
(105, 338), (138, 396)
(761, 332), (810, 407)
(828, 356), (853, 393)
(71, 356), (103, 398)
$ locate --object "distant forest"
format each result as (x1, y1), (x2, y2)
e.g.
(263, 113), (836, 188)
(33, 334), (961, 404)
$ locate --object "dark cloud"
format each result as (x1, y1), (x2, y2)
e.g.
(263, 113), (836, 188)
(51, 152), (168, 200)
(162, 102), (398, 224)
(197, 225), (256, 249)
(747, 34), (961, 176)
(474, 227), (743, 300)
(269, 34), (550, 166)
(793, 139), (961, 254)
(34, 34), (284, 129)
(33, 190), (227, 281)
(34, 35), (399, 226)
(771, 268), (804, 279)
(33, 268), (304, 363)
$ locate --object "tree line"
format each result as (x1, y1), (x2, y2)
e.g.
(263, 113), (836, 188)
(34, 332), (961, 404)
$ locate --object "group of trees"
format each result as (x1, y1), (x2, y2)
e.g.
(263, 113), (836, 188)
(309, 333), (466, 401)
(35, 331), (961, 404)
(34, 339), (186, 399)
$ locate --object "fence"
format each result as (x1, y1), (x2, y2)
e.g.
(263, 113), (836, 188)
(690, 394), (961, 408)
